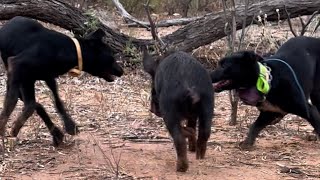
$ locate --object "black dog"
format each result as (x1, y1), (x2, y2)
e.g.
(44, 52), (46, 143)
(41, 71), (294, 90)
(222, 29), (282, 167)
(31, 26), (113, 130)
(143, 48), (214, 172)
(211, 36), (320, 150)
(0, 16), (123, 146)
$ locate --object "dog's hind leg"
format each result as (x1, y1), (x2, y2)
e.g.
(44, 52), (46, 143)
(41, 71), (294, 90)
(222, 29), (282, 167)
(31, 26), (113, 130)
(34, 102), (64, 146)
(186, 116), (197, 152)
(196, 98), (213, 159)
(239, 111), (282, 150)
(299, 104), (320, 137)
(310, 92), (320, 112)
(164, 111), (188, 172)
(45, 78), (79, 135)
(16, 89), (64, 146)
(10, 81), (37, 137)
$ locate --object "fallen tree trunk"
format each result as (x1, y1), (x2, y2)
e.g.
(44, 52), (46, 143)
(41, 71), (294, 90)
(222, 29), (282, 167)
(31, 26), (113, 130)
(0, 0), (149, 53)
(163, 0), (320, 51)
(0, 0), (319, 54)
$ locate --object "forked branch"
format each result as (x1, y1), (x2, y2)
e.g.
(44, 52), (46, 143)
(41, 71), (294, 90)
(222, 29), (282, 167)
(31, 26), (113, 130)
(143, 0), (167, 53)
(285, 6), (319, 37)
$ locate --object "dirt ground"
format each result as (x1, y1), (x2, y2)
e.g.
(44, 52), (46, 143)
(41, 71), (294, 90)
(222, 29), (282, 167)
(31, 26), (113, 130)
(1, 14), (320, 180)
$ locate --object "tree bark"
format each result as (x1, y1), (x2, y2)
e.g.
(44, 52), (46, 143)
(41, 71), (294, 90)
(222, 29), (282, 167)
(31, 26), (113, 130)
(0, 0), (319, 54)
(163, 0), (320, 52)
(0, 0), (149, 53)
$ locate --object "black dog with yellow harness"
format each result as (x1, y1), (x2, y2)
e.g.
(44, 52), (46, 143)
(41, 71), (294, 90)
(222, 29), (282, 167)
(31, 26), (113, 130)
(0, 16), (123, 147)
(211, 36), (320, 150)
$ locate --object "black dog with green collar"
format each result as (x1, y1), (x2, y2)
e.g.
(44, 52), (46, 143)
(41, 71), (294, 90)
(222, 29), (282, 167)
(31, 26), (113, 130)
(211, 36), (320, 150)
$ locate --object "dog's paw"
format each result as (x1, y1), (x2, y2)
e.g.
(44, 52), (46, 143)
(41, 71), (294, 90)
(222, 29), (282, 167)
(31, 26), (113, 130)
(65, 123), (79, 135)
(51, 127), (64, 147)
(176, 158), (189, 172)
(305, 133), (319, 141)
(239, 141), (254, 151)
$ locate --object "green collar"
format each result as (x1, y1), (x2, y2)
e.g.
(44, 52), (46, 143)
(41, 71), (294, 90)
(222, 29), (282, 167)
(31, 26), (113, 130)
(256, 62), (271, 94)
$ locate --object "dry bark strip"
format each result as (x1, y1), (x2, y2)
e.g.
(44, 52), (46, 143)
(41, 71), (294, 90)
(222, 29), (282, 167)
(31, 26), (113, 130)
(0, 0), (319, 54)
(112, 0), (203, 28)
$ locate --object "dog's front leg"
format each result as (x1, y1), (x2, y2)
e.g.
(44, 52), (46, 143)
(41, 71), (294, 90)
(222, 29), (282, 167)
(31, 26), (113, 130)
(239, 111), (282, 150)
(45, 79), (79, 135)
(0, 69), (19, 136)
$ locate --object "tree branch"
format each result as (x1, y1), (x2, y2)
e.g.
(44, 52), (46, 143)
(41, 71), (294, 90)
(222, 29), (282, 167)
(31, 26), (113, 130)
(284, 5), (298, 37)
(111, 0), (149, 29)
(1, 0), (319, 54)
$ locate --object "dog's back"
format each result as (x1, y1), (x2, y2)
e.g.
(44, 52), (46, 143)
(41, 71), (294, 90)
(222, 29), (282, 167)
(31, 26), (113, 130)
(155, 51), (213, 117)
(0, 16), (70, 67)
(269, 36), (320, 95)
(273, 36), (320, 61)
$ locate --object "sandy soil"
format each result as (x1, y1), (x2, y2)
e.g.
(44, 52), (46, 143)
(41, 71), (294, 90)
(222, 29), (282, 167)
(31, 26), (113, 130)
(0, 69), (319, 180)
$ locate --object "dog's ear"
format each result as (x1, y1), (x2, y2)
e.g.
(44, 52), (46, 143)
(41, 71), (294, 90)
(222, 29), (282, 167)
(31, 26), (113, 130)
(86, 28), (106, 40)
(243, 51), (264, 62)
(142, 46), (158, 76)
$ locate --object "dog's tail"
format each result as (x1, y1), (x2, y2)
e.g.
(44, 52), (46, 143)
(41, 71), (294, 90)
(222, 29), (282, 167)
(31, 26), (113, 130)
(179, 87), (200, 106)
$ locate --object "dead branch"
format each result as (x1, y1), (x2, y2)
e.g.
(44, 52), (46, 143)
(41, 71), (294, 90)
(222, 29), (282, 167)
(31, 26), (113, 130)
(238, 0), (250, 50)
(298, 11), (319, 36)
(111, 0), (203, 28)
(221, 0), (240, 126)
(144, 0), (167, 53)
(111, 0), (149, 29)
(285, 5), (319, 37)
(127, 16), (204, 28)
(284, 6), (298, 37)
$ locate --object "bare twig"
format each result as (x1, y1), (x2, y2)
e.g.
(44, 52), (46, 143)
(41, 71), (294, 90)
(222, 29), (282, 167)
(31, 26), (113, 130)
(89, 133), (118, 175)
(221, 0), (240, 126)
(284, 6), (298, 37)
(221, 0), (232, 50)
(144, 0), (157, 41)
(285, 6), (319, 37)
(238, 0), (250, 50)
(299, 11), (319, 36)
(143, 0), (167, 53)
(312, 20), (320, 34)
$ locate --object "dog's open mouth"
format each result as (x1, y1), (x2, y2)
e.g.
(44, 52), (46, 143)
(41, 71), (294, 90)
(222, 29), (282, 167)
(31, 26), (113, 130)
(237, 87), (263, 106)
(213, 80), (232, 92)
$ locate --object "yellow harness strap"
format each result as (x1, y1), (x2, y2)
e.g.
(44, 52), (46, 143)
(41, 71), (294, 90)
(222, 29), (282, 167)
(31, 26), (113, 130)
(256, 62), (271, 94)
(68, 37), (83, 77)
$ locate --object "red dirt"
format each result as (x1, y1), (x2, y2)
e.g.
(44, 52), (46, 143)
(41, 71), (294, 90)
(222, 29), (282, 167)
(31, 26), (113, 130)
(0, 69), (319, 180)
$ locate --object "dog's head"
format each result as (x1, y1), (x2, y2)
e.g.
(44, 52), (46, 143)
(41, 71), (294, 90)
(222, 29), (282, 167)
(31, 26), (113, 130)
(83, 28), (124, 82)
(211, 51), (264, 92)
(142, 47), (162, 117)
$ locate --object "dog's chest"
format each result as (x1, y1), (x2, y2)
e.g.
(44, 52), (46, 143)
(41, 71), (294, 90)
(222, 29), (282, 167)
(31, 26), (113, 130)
(257, 100), (287, 115)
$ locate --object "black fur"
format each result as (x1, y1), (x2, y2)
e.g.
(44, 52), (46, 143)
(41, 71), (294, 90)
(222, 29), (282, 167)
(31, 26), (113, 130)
(143, 48), (214, 172)
(0, 16), (124, 146)
(211, 36), (320, 150)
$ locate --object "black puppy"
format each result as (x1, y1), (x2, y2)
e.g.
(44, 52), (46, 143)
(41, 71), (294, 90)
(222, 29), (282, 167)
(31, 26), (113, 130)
(211, 36), (320, 150)
(143, 48), (214, 172)
(0, 16), (123, 146)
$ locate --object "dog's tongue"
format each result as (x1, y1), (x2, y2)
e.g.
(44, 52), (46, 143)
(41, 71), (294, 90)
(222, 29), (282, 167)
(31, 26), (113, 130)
(213, 80), (229, 91)
(237, 87), (263, 106)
